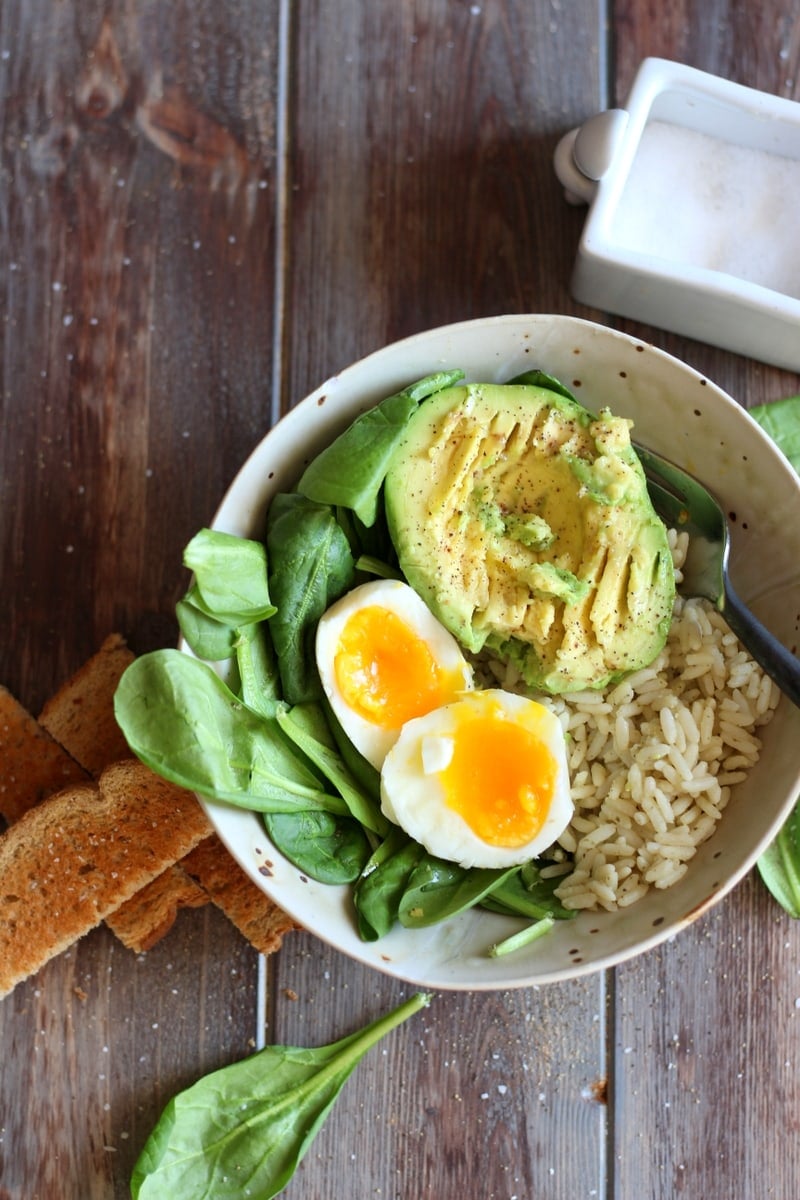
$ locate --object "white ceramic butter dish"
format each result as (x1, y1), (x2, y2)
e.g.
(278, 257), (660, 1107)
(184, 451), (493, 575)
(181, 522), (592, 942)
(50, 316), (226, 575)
(554, 58), (800, 370)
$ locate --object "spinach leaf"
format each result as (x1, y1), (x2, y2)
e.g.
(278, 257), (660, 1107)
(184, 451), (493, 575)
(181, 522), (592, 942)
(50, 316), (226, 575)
(508, 367), (579, 402)
(296, 370), (464, 526)
(757, 805), (800, 918)
(398, 855), (517, 928)
(114, 651), (349, 816)
(235, 622), (282, 718)
(263, 809), (372, 884)
(479, 860), (574, 921)
(265, 493), (356, 704)
(176, 587), (240, 662)
(183, 528), (276, 624)
(750, 395), (800, 474)
(131, 991), (432, 1200)
(751, 397), (800, 917)
(353, 827), (425, 941)
(276, 703), (389, 837)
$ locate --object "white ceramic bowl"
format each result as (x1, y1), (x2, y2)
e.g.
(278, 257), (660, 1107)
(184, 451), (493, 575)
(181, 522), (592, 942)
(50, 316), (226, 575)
(204, 314), (800, 989)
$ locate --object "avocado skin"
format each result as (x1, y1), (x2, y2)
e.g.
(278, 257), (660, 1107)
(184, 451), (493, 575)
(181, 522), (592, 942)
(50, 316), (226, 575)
(383, 382), (675, 695)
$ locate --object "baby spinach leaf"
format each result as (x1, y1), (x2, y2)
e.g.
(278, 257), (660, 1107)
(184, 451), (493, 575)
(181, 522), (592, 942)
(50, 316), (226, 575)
(266, 493), (356, 704)
(263, 809), (372, 884)
(130, 991), (433, 1200)
(750, 395), (800, 474)
(479, 861), (574, 921)
(353, 827), (425, 941)
(751, 397), (800, 917)
(276, 703), (389, 837)
(235, 623), (282, 718)
(176, 587), (241, 662)
(296, 370), (464, 526)
(508, 367), (579, 402)
(321, 694), (383, 801)
(183, 528), (276, 624)
(757, 803), (800, 918)
(114, 651), (349, 816)
(398, 855), (517, 928)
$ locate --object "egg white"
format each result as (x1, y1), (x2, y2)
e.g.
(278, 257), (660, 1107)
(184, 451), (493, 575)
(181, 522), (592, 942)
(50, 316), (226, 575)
(380, 688), (573, 869)
(316, 578), (474, 770)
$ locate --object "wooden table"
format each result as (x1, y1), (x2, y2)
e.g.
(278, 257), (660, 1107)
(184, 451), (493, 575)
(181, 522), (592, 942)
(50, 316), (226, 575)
(2, 3), (799, 1197)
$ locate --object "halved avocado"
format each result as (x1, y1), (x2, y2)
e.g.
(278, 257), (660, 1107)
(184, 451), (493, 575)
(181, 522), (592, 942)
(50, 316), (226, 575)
(383, 382), (675, 694)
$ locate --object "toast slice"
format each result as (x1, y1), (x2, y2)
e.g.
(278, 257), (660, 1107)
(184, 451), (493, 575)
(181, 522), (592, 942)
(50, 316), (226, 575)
(0, 760), (212, 998)
(0, 686), (89, 825)
(180, 835), (298, 956)
(37, 634), (212, 951)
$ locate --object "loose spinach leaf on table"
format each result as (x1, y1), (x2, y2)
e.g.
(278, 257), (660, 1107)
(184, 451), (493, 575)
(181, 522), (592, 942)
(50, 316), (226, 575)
(265, 492), (356, 705)
(296, 369), (464, 526)
(131, 991), (433, 1200)
(750, 395), (800, 474)
(114, 651), (349, 816)
(757, 806), (800, 919)
(751, 395), (800, 917)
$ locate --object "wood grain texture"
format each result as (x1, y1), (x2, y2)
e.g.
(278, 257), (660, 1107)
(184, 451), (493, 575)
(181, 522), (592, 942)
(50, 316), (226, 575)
(1, 0), (800, 1197)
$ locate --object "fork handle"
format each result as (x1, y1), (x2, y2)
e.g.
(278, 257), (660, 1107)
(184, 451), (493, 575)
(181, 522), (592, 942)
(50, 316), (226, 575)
(722, 583), (800, 709)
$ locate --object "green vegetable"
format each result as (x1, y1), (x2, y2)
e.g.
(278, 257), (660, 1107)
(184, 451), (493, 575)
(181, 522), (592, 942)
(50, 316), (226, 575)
(353, 827), (424, 941)
(489, 915), (556, 957)
(757, 807), (800, 918)
(263, 808), (372, 884)
(398, 856), (517, 928)
(265, 493), (356, 704)
(275, 702), (389, 837)
(130, 991), (433, 1200)
(296, 370), (464, 526)
(479, 860), (574, 921)
(236, 623), (282, 718)
(751, 396), (800, 916)
(183, 528), (276, 624)
(750, 396), (800, 474)
(114, 652), (349, 816)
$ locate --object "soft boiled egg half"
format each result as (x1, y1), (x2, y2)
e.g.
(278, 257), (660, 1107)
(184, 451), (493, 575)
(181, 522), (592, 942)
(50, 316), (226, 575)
(381, 689), (573, 869)
(316, 578), (474, 770)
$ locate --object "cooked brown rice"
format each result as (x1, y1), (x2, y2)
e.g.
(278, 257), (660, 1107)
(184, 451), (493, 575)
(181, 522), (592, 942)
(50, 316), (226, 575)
(480, 528), (781, 911)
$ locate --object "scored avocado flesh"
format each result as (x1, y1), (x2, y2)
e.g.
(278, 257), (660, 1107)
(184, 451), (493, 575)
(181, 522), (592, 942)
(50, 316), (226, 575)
(384, 383), (675, 694)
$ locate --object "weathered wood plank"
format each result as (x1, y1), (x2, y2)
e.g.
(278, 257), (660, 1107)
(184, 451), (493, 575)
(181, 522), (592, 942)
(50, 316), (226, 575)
(271, 3), (609, 1198)
(0, 2), (280, 1195)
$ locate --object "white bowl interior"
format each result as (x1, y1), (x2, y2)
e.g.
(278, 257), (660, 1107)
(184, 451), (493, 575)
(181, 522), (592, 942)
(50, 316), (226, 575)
(205, 314), (800, 989)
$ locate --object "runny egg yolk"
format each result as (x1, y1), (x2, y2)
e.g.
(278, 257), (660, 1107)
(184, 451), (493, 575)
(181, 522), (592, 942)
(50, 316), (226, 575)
(334, 605), (465, 730)
(440, 707), (557, 848)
